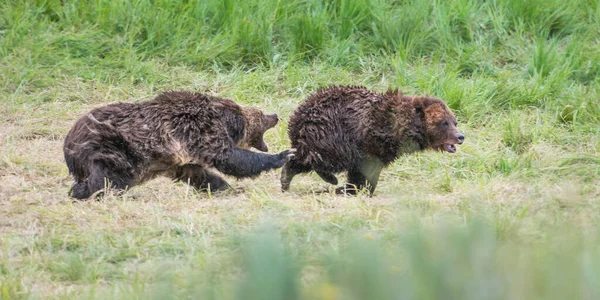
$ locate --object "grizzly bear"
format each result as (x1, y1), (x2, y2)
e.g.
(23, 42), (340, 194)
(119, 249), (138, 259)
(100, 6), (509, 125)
(64, 91), (294, 200)
(281, 85), (464, 195)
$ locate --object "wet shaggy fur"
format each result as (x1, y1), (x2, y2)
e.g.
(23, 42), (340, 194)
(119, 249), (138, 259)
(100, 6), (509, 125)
(64, 91), (293, 200)
(281, 85), (464, 195)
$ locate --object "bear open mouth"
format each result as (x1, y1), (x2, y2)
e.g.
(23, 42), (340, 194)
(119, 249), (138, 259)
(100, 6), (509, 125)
(251, 138), (269, 152)
(444, 144), (457, 153)
(256, 140), (269, 152)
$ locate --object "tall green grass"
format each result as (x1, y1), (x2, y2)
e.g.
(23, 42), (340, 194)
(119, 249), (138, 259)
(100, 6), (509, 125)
(2, 0), (599, 122)
(2, 0), (598, 68)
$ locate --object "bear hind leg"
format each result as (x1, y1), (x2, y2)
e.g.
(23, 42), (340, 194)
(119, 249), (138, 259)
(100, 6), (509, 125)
(69, 181), (93, 200)
(69, 160), (134, 200)
(280, 160), (310, 192)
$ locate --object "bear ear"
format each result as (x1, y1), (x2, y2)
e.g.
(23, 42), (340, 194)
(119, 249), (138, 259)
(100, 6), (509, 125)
(412, 97), (427, 119)
(385, 88), (402, 97)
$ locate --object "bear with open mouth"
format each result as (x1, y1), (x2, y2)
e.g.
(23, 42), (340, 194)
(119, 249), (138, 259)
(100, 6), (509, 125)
(281, 85), (464, 195)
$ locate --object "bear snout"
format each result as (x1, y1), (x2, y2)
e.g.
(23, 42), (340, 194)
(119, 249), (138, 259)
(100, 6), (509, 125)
(457, 133), (464, 144)
(265, 113), (279, 128)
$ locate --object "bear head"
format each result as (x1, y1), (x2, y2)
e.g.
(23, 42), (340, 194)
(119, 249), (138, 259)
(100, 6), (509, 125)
(240, 106), (279, 152)
(413, 96), (464, 153)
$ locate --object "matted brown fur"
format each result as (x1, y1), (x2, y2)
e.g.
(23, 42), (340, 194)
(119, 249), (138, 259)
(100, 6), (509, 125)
(64, 91), (291, 200)
(281, 85), (464, 195)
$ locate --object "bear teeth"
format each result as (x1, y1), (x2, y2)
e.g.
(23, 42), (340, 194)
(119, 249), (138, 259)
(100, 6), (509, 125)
(445, 144), (456, 153)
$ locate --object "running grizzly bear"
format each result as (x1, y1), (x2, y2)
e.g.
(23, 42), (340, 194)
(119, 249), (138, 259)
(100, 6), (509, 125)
(281, 85), (464, 195)
(64, 91), (294, 200)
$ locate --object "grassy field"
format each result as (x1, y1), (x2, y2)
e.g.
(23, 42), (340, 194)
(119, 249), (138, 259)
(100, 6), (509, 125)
(1, 0), (600, 299)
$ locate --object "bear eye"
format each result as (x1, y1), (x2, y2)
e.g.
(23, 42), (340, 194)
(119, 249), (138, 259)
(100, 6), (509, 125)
(442, 121), (449, 128)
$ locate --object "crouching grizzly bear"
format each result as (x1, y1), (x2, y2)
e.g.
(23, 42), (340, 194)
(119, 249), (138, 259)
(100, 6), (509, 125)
(64, 91), (294, 200)
(281, 85), (464, 195)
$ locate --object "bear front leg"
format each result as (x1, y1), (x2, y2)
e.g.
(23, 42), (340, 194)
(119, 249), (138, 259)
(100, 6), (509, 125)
(215, 147), (295, 179)
(336, 156), (384, 196)
(202, 170), (230, 191)
(170, 164), (230, 192)
(316, 171), (338, 185)
(335, 167), (366, 196)
(358, 156), (384, 195)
